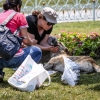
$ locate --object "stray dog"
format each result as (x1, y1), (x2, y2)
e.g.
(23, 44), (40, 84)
(44, 42), (100, 73)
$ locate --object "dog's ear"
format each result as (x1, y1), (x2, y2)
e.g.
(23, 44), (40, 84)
(58, 42), (71, 55)
(58, 42), (67, 50)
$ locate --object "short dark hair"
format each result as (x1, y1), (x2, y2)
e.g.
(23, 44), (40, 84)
(3, 0), (22, 11)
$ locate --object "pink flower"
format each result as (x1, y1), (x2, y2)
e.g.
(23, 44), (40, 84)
(77, 44), (82, 47)
(57, 34), (61, 39)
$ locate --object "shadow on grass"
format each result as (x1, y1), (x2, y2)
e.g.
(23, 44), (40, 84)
(50, 72), (100, 88)
(79, 73), (100, 91)
(50, 72), (62, 83)
(0, 80), (11, 88)
(90, 85), (100, 91)
(79, 73), (100, 85)
(0, 80), (27, 92)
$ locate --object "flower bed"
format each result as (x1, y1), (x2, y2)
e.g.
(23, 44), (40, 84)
(56, 32), (100, 59)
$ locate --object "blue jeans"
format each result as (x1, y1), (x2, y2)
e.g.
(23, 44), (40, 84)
(0, 46), (42, 73)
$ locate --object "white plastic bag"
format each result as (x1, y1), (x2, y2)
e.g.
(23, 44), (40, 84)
(61, 56), (80, 86)
(8, 55), (51, 92)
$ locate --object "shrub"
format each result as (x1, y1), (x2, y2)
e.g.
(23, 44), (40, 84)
(56, 32), (100, 59)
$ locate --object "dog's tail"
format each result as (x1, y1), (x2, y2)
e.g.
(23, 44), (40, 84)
(92, 63), (100, 72)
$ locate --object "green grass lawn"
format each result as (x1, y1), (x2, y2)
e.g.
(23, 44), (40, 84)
(52, 21), (100, 35)
(1, 68), (100, 100)
(1, 21), (100, 100)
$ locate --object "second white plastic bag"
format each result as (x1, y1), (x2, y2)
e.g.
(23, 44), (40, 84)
(61, 56), (80, 86)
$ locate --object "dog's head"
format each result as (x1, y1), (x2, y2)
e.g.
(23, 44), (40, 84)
(47, 36), (71, 57)
(51, 42), (70, 57)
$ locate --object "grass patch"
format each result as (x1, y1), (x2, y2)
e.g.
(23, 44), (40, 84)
(1, 68), (100, 100)
(52, 21), (100, 35)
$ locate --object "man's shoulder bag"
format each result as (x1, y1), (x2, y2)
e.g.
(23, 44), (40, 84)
(0, 11), (23, 61)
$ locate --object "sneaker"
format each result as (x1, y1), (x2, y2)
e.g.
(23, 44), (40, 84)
(0, 72), (5, 83)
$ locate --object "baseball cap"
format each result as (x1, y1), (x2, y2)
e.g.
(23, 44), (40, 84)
(41, 7), (58, 24)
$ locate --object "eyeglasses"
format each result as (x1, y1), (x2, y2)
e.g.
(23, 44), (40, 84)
(47, 22), (55, 26)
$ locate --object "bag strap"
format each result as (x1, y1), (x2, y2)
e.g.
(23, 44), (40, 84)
(42, 70), (51, 86)
(13, 28), (20, 35)
(1, 11), (20, 35)
(1, 11), (17, 25)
